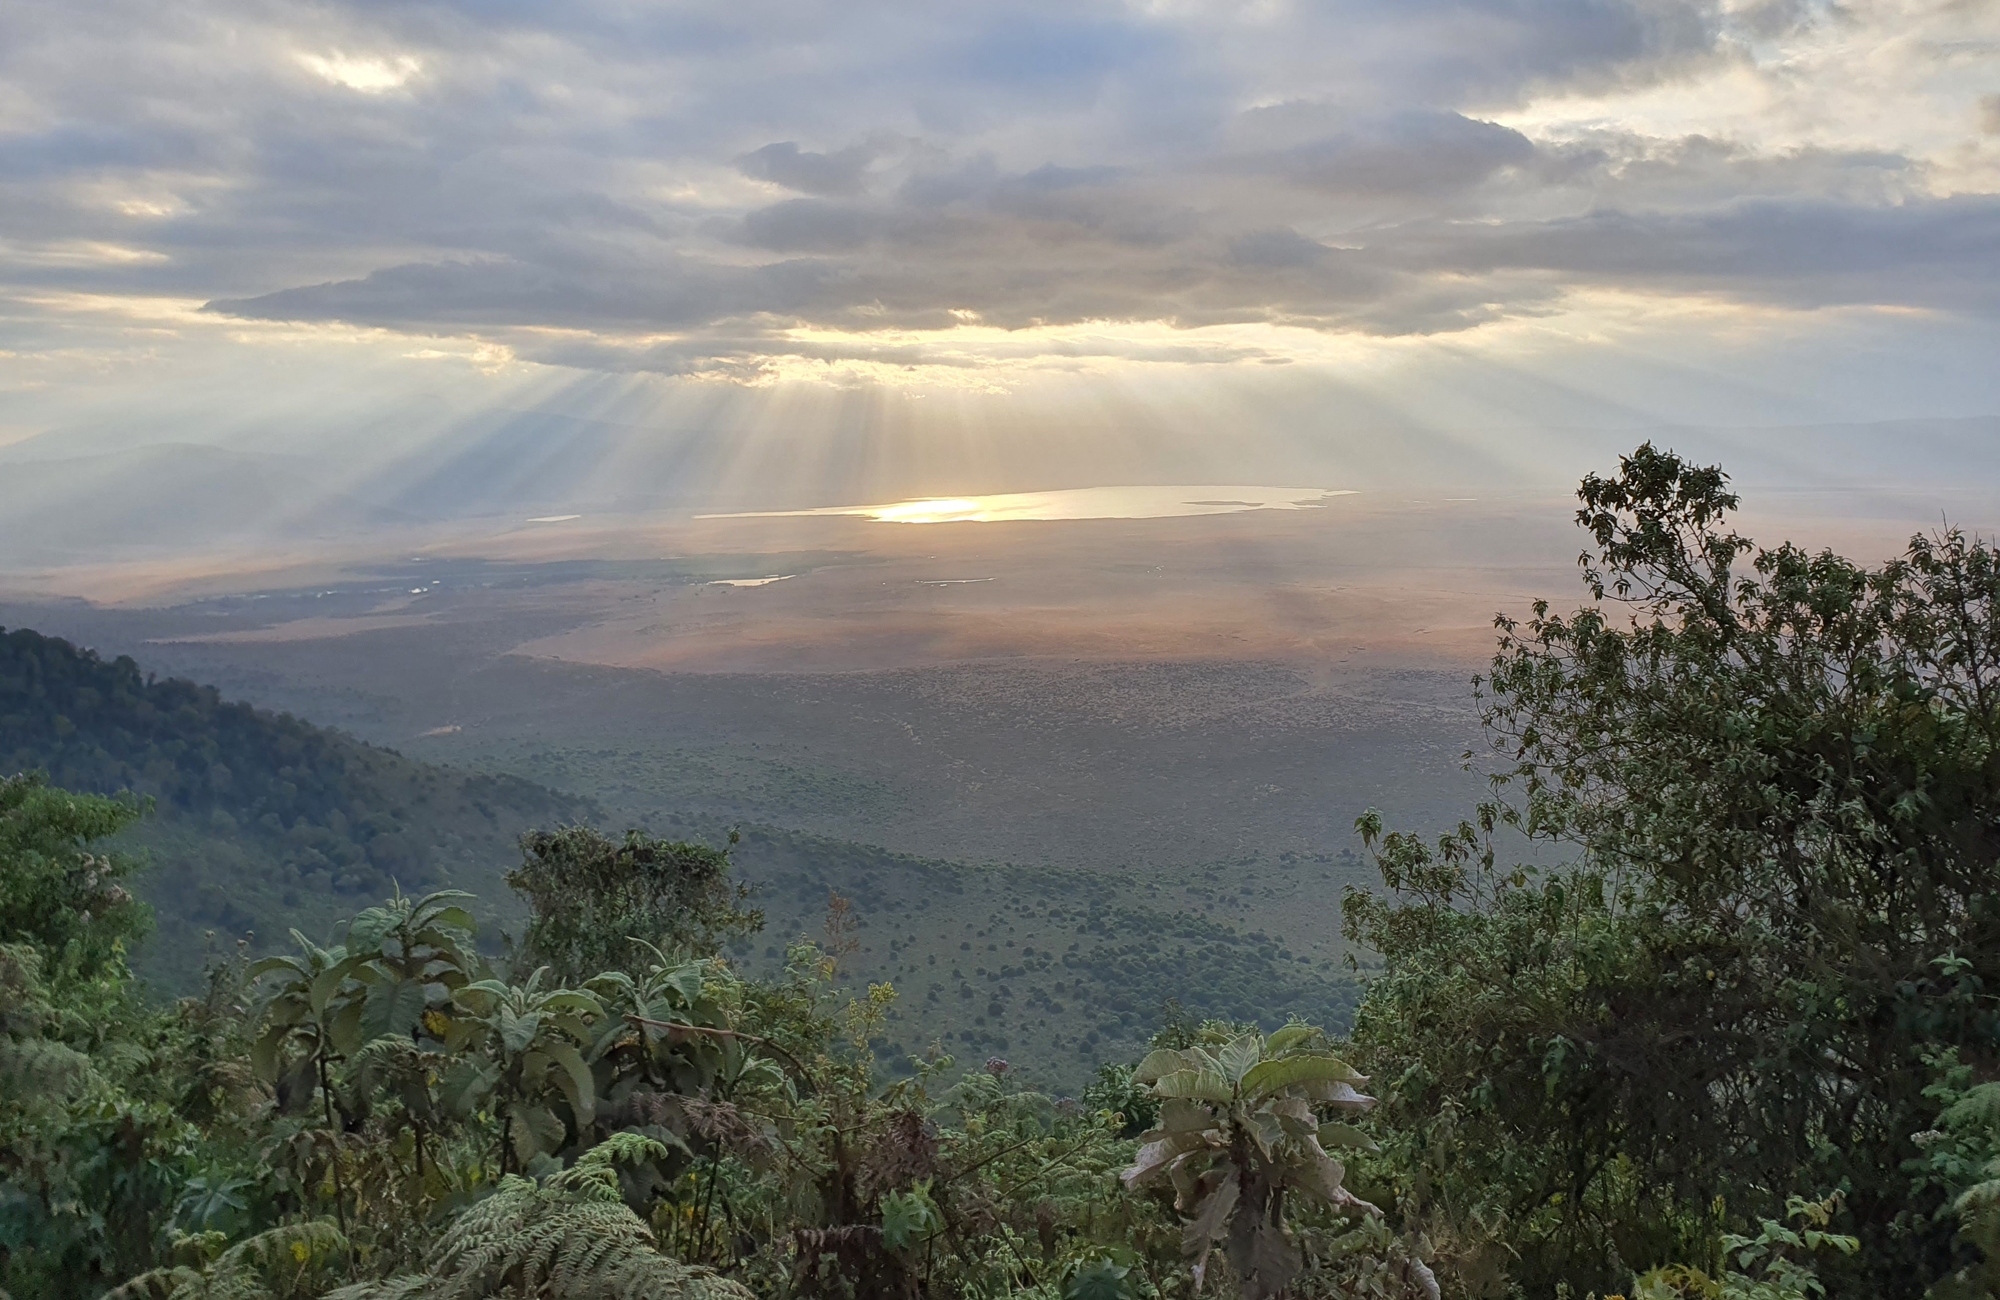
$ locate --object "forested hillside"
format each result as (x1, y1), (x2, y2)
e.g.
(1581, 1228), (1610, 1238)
(0, 626), (591, 975)
(0, 626), (1357, 1076)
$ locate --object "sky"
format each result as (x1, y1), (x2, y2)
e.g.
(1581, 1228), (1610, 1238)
(2, 0), (1999, 519)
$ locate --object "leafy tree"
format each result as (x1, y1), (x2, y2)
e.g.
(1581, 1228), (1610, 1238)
(0, 771), (150, 981)
(507, 827), (760, 988)
(1346, 443), (2000, 1297)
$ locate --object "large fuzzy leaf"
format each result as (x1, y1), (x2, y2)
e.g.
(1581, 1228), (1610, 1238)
(1240, 1053), (1365, 1101)
(1169, 1150), (1215, 1208)
(1227, 1215), (1302, 1300)
(1155, 1098), (1217, 1134)
(329, 999), (366, 1057)
(250, 1024), (291, 1081)
(662, 962), (705, 1006)
(535, 990), (602, 1017)
(1264, 1023), (1318, 1055)
(1217, 1032), (1264, 1085)
(360, 978), (427, 1044)
(1300, 1079), (1376, 1111)
(1182, 1175), (1239, 1254)
(344, 907), (400, 957)
(309, 958), (354, 1017)
(438, 1058), (498, 1116)
(1285, 1141), (1349, 1205)
(1152, 1068), (1234, 1103)
(1135, 1048), (1195, 1085)
(1317, 1120), (1381, 1153)
(507, 1100), (566, 1163)
(540, 1039), (597, 1125)
(248, 954), (306, 981)
(1123, 1132), (1209, 1187)
(451, 979), (511, 1015)
(499, 1005), (543, 1055)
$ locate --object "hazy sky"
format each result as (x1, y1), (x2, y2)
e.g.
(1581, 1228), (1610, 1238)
(3, 0), (1998, 504)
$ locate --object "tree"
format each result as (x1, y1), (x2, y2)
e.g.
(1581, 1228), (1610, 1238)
(0, 771), (150, 980)
(506, 828), (761, 987)
(1346, 444), (2000, 1297)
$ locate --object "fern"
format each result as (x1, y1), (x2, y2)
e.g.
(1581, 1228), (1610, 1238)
(329, 1136), (752, 1300)
(100, 1221), (348, 1300)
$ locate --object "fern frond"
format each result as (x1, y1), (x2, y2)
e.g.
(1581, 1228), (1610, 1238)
(101, 1221), (349, 1300)
(99, 1267), (205, 1300)
(324, 1139), (752, 1299)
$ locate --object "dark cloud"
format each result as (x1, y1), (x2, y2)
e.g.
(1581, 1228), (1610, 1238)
(737, 141), (885, 196)
(1388, 195), (2000, 310)
(1254, 112), (1540, 197)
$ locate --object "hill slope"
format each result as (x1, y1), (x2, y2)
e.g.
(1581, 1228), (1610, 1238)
(0, 626), (1358, 1087)
(0, 626), (592, 978)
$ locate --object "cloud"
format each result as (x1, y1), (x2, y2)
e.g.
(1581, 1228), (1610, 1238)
(736, 141), (887, 196)
(0, 0), (1993, 387)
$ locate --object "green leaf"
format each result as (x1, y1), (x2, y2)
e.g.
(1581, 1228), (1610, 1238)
(360, 978), (427, 1043)
(328, 999), (366, 1057)
(1299, 1079), (1375, 1111)
(540, 1040), (598, 1125)
(248, 955), (304, 981)
(1122, 1134), (1208, 1188)
(1240, 1053), (1366, 1101)
(880, 1185), (940, 1251)
(1135, 1048), (1194, 1084)
(1316, 1121), (1380, 1153)
(438, 1058), (498, 1116)
(1155, 1098), (1216, 1134)
(1063, 1256), (1136, 1300)
(308, 958), (354, 1018)
(425, 904), (477, 934)
(250, 1025), (288, 1082)
(1286, 1143), (1348, 1205)
(1265, 1023), (1317, 1055)
(1217, 1032), (1264, 1085)
(536, 990), (603, 1017)
(1152, 1068), (1234, 1103)
(499, 1005), (541, 1055)
(344, 908), (398, 956)
(507, 1100), (566, 1162)
(663, 962), (705, 1005)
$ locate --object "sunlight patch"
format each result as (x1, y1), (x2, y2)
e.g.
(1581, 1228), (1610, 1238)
(296, 51), (423, 93)
(702, 485), (1355, 524)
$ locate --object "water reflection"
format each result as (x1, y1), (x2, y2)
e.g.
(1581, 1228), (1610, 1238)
(702, 485), (1354, 524)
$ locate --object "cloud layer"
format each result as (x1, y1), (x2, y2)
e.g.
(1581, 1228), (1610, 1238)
(2, 0), (1998, 381)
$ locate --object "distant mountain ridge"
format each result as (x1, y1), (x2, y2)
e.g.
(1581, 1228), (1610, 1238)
(0, 625), (593, 980)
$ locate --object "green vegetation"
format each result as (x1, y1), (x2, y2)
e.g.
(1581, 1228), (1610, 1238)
(4, 446), (2000, 1298)
(0, 626), (591, 979)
